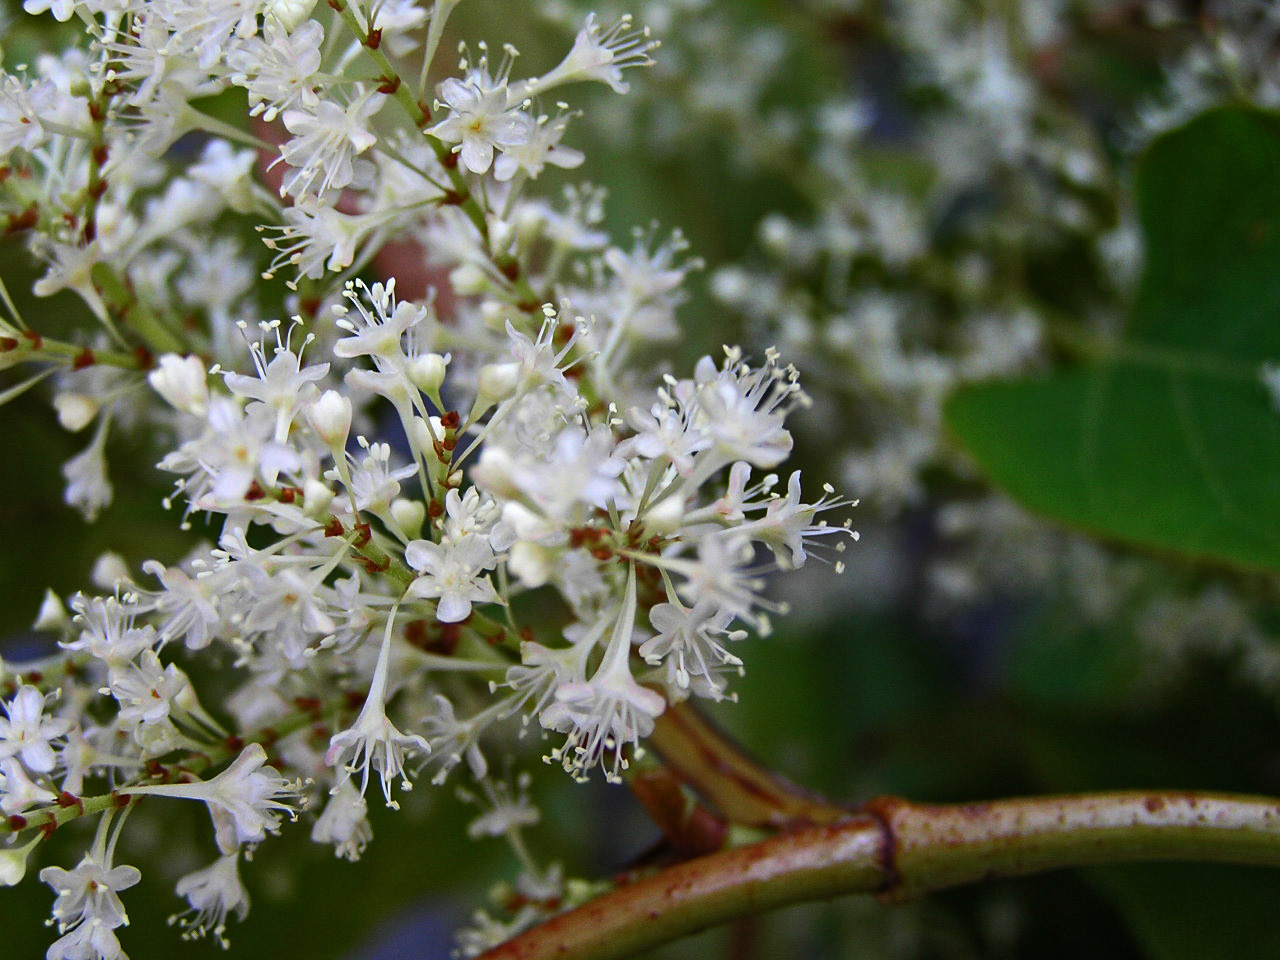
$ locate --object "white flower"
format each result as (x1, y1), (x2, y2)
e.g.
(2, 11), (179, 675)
(640, 599), (742, 696)
(541, 568), (665, 782)
(493, 109), (585, 182)
(1, 756), (56, 814)
(429, 62), (534, 175)
(325, 611), (430, 807)
(690, 348), (801, 473)
(107, 650), (192, 735)
(520, 13), (657, 97)
(278, 89), (386, 199)
(40, 854), (140, 933)
(46, 918), (130, 960)
(157, 0), (265, 72)
(464, 775), (539, 839)
(332, 279), (428, 361)
(188, 139), (259, 214)
(228, 18), (324, 122)
(404, 535), (500, 623)
(0, 75), (57, 154)
(261, 200), (384, 280)
(172, 853), (250, 946)
(419, 694), (496, 784)
(0, 684), (72, 774)
(311, 779), (372, 861)
(124, 743), (298, 854)
(141, 560), (221, 650)
(159, 397), (299, 508)
(737, 471), (857, 568)
(223, 340), (329, 444)
(65, 595), (157, 665)
(345, 440), (417, 514)
(62, 418), (113, 521)
(148, 354), (209, 416)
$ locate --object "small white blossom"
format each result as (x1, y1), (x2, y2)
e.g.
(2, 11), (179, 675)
(125, 744), (299, 854)
(172, 853), (250, 946)
(40, 854), (140, 936)
(311, 779), (372, 861)
(278, 90), (387, 199)
(325, 612), (430, 807)
(430, 56), (535, 175)
(0, 684), (72, 774)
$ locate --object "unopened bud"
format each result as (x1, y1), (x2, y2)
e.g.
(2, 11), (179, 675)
(450, 263), (489, 296)
(490, 218), (515, 252)
(477, 361), (519, 404)
(265, 0), (318, 31)
(0, 837), (39, 887)
(53, 392), (99, 432)
(303, 478), (334, 517)
(33, 589), (70, 632)
(409, 416), (443, 456)
(643, 493), (686, 534)
(148, 354), (209, 416)
(408, 353), (449, 394)
(91, 551), (131, 590)
(509, 542), (551, 588)
(306, 390), (352, 449)
(390, 498), (426, 539)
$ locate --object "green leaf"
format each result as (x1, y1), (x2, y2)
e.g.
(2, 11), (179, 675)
(945, 106), (1280, 571)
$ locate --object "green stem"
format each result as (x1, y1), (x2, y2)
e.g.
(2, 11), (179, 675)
(0, 708), (317, 838)
(36, 337), (145, 370)
(0, 333), (147, 371)
(477, 791), (1280, 960)
(91, 265), (188, 355)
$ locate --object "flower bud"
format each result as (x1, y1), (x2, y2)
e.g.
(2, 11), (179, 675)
(91, 551), (131, 590)
(477, 361), (520, 405)
(265, 0), (318, 31)
(449, 263), (489, 296)
(490, 218), (515, 253)
(643, 492), (686, 534)
(53, 392), (99, 432)
(302, 478), (334, 517)
(305, 390), (353, 449)
(0, 837), (39, 887)
(148, 354), (209, 416)
(33, 589), (70, 632)
(509, 541), (551, 588)
(390, 498), (426, 539)
(408, 353), (449, 394)
(409, 415), (443, 456)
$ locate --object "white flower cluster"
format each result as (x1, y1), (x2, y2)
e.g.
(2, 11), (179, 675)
(566, 0), (1280, 690)
(0, 2), (855, 956)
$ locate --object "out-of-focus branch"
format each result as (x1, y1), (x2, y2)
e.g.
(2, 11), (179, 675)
(646, 702), (850, 828)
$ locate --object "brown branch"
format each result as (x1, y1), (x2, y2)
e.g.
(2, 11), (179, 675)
(477, 791), (1280, 960)
(646, 702), (850, 828)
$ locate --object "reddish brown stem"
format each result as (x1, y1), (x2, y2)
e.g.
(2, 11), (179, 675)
(647, 702), (850, 828)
